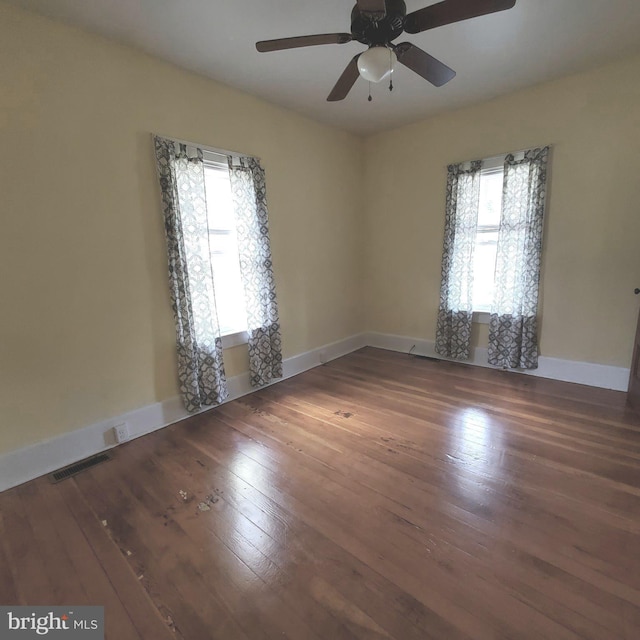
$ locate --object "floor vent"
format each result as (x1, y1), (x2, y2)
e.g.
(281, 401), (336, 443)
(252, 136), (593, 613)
(48, 451), (112, 483)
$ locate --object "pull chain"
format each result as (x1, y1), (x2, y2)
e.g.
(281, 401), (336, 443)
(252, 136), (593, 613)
(368, 81), (372, 102)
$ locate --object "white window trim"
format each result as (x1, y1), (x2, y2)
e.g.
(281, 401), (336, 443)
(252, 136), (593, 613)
(458, 150), (525, 171)
(482, 155), (505, 171)
(221, 330), (249, 348)
(203, 150), (229, 167)
(152, 132), (260, 163)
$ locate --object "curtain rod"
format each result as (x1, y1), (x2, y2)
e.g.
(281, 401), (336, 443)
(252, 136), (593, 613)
(151, 132), (260, 161)
(450, 144), (553, 168)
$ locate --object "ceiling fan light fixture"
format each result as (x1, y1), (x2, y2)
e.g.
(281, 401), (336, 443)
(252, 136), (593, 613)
(357, 46), (397, 83)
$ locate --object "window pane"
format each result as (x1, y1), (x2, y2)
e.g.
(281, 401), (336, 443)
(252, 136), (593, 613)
(472, 231), (498, 312)
(204, 164), (248, 336)
(204, 166), (235, 230)
(472, 168), (502, 312)
(208, 231), (232, 255)
(477, 170), (503, 228)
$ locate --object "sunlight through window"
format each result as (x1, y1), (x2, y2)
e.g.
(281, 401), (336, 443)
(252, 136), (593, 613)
(472, 168), (503, 312)
(203, 159), (248, 336)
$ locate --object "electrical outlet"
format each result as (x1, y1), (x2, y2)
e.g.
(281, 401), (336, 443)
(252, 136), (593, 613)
(113, 423), (129, 444)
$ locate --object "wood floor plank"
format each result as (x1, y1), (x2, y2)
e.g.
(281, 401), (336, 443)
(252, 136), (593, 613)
(247, 387), (640, 573)
(34, 480), (143, 640)
(202, 409), (604, 639)
(104, 448), (332, 640)
(1, 347), (639, 639)
(122, 448), (361, 640)
(57, 479), (174, 640)
(172, 414), (568, 638)
(218, 392), (638, 632)
(1, 484), (58, 603)
(169, 427), (475, 640)
(139, 427), (463, 640)
(257, 380), (640, 525)
(0, 508), (19, 604)
(292, 364), (640, 497)
(73, 466), (251, 640)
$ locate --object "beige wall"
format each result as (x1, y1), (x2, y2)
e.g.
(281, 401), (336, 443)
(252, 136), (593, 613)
(363, 53), (640, 368)
(0, 4), (363, 454)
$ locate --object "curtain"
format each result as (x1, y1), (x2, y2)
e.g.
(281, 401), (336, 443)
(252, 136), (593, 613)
(488, 146), (550, 369)
(435, 160), (483, 360)
(228, 157), (283, 387)
(154, 136), (228, 411)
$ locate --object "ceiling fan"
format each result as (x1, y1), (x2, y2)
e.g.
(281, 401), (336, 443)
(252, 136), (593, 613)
(256, 0), (517, 101)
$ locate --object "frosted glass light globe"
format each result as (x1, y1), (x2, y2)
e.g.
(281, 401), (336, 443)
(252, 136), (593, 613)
(357, 47), (397, 83)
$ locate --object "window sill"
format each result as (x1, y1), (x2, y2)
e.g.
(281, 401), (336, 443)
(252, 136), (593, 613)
(221, 330), (249, 349)
(472, 311), (490, 325)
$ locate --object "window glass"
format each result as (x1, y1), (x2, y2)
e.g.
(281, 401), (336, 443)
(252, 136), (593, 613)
(203, 163), (248, 335)
(472, 168), (503, 312)
(477, 169), (503, 227)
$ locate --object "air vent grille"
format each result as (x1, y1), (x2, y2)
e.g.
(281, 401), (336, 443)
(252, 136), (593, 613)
(48, 452), (112, 483)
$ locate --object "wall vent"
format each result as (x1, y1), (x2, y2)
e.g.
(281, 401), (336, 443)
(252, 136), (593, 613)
(48, 451), (112, 483)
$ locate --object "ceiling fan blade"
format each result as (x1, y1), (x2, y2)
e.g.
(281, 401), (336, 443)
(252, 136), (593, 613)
(404, 0), (516, 34)
(356, 0), (387, 16)
(256, 33), (352, 53)
(327, 55), (361, 102)
(394, 42), (456, 87)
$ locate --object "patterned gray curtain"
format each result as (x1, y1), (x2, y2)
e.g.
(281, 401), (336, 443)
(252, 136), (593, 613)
(435, 160), (483, 360)
(227, 157), (283, 387)
(153, 136), (228, 411)
(488, 146), (550, 369)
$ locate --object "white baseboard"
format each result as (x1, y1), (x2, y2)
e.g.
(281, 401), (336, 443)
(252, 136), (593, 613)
(0, 333), (367, 493)
(365, 332), (630, 392)
(1, 329), (629, 493)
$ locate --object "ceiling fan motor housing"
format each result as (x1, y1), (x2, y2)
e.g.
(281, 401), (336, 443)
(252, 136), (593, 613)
(351, 0), (406, 46)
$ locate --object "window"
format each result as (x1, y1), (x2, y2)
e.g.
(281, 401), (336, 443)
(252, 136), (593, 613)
(472, 164), (503, 312)
(435, 146), (549, 367)
(154, 135), (283, 410)
(202, 151), (248, 339)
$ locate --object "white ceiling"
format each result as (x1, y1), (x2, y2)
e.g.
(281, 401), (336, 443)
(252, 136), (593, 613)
(7, 0), (640, 134)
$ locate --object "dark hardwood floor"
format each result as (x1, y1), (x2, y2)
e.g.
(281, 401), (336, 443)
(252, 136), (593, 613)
(1, 347), (640, 639)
